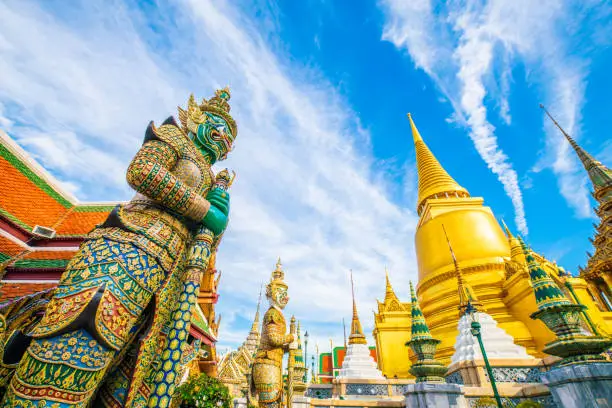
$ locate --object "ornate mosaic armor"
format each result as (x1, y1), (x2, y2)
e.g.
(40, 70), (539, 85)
(251, 261), (295, 408)
(0, 89), (237, 408)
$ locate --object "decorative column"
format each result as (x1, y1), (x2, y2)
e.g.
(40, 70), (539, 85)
(404, 279), (467, 408)
(521, 237), (612, 408)
(521, 237), (612, 365)
(406, 281), (447, 382)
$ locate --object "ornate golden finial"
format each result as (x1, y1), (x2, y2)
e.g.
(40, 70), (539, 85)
(407, 113), (422, 143)
(501, 219), (514, 239)
(272, 258), (284, 281)
(177, 88), (237, 138)
(204, 87), (232, 113)
(540, 104), (612, 194)
(251, 284), (263, 332)
(407, 113), (470, 215)
(384, 267), (399, 304)
(348, 270), (367, 345)
(442, 225), (481, 314)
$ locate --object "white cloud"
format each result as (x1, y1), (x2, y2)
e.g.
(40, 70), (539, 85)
(380, 0), (610, 231)
(0, 0), (418, 350)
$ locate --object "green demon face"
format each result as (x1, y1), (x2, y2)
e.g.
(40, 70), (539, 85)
(193, 112), (235, 163)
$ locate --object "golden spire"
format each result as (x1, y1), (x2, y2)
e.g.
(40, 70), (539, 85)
(384, 267), (399, 304)
(501, 219), (514, 239)
(251, 284), (263, 333)
(501, 219), (525, 264)
(442, 225), (481, 314)
(349, 270), (367, 345)
(407, 113), (470, 215)
(540, 104), (612, 198)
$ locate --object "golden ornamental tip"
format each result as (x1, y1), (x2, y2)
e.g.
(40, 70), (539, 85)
(409, 112), (469, 214)
(406, 112), (423, 143)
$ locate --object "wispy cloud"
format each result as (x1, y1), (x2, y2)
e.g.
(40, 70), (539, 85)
(380, 0), (611, 232)
(0, 0), (418, 350)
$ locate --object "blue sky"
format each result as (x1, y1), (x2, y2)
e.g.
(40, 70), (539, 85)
(0, 0), (610, 354)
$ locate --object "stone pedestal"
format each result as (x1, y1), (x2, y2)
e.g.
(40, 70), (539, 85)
(404, 383), (467, 408)
(292, 395), (311, 408)
(541, 362), (612, 408)
(233, 397), (247, 408)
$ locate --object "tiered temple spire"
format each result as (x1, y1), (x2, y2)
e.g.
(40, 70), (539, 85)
(408, 113), (470, 215)
(337, 271), (384, 379)
(541, 105), (612, 281)
(384, 267), (400, 304)
(541, 105), (612, 197)
(520, 237), (612, 365)
(250, 284), (263, 333)
(406, 281), (446, 382)
(349, 271), (367, 345)
(409, 282), (433, 341)
(519, 237), (571, 309)
(441, 225), (481, 314)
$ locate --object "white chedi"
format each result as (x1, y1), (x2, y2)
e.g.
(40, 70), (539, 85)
(337, 343), (385, 379)
(451, 311), (535, 364)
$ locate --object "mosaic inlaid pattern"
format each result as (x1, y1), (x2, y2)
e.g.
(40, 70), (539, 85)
(391, 384), (410, 395)
(467, 395), (557, 408)
(483, 367), (542, 383)
(305, 387), (333, 399)
(345, 383), (388, 396)
(445, 371), (464, 385)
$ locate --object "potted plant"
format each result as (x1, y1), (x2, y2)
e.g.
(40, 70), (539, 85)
(175, 373), (233, 408)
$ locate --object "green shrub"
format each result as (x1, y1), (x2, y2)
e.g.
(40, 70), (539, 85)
(175, 373), (233, 408)
(473, 397), (497, 408)
(516, 401), (543, 408)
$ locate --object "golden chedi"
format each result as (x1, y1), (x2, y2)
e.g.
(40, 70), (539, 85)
(375, 114), (612, 375)
(408, 113), (541, 363)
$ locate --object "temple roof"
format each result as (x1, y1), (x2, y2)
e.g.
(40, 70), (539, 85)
(0, 130), (114, 237)
(191, 303), (216, 342)
(408, 114), (470, 215)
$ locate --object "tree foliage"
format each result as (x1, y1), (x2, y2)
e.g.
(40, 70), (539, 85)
(176, 373), (233, 408)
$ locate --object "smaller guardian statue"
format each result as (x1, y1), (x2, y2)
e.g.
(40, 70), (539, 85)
(250, 260), (296, 408)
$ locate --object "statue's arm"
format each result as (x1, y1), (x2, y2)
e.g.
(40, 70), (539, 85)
(126, 140), (210, 221)
(266, 311), (294, 347)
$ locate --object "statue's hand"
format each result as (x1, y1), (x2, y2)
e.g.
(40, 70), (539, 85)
(202, 205), (229, 236)
(206, 188), (230, 216)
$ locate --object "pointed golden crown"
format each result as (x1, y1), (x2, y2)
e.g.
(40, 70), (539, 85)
(178, 87), (237, 138)
(266, 258), (288, 298)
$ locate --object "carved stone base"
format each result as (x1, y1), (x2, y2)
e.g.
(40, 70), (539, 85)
(291, 395), (311, 408)
(541, 362), (612, 408)
(232, 397), (247, 408)
(404, 382), (467, 408)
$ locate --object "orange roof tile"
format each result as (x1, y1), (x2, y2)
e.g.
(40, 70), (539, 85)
(0, 236), (27, 257)
(0, 282), (57, 302)
(21, 250), (76, 260)
(1, 136), (115, 236)
(55, 207), (111, 236)
(0, 154), (69, 231)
